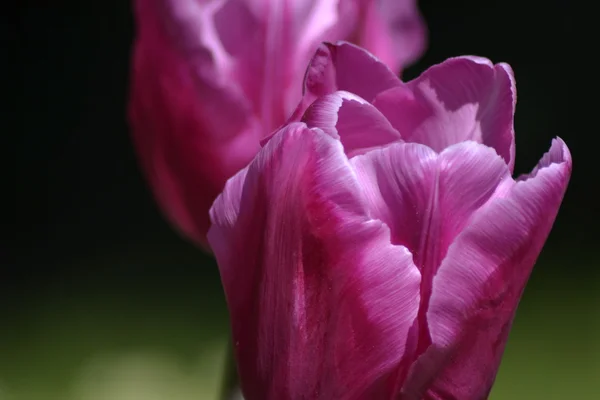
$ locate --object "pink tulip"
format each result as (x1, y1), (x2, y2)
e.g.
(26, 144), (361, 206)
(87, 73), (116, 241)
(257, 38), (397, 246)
(208, 42), (571, 399)
(128, 0), (426, 247)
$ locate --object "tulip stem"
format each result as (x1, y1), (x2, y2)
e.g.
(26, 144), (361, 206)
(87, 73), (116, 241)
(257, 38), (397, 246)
(220, 338), (241, 400)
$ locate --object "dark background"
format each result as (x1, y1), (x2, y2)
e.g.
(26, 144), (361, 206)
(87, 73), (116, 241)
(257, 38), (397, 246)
(8, 1), (595, 399)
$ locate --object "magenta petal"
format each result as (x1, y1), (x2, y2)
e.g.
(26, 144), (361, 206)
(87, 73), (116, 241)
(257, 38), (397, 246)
(133, 0), (258, 140)
(291, 41), (403, 120)
(208, 123), (421, 399)
(129, 0), (261, 247)
(352, 141), (511, 393)
(301, 90), (402, 155)
(295, 0), (349, 55)
(402, 139), (572, 399)
(357, 0), (427, 73)
(351, 141), (510, 279)
(373, 56), (517, 170)
(351, 142), (438, 266)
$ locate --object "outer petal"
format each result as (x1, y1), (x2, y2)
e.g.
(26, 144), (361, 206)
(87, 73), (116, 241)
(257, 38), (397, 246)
(355, 0), (427, 73)
(373, 56), (517, 171)
(401, 139), (572, 399)
(129, 0), (261, 247)
(208, 123), (421, 400)
(290, 41), (403, 121)
(301, 90), (402, 155)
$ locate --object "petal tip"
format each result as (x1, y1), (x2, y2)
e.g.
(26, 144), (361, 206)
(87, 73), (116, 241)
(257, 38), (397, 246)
(543, 137), (572, 171)
(518, 137), (572, 183)
(551, 137), (572, 164)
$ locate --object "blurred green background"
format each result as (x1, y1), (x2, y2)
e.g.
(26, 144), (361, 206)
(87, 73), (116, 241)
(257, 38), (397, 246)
(9, 0), (592, 399)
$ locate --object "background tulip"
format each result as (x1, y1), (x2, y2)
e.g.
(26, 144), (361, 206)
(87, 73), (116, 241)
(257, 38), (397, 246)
(208, 43), (572, 399)
(128, 0), (426, 248)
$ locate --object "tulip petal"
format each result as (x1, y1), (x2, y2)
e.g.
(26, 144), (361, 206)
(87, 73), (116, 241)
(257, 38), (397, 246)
(219, 0), (354, 131)
(209, 123), (421, 399)
(291, 41), (403, 120)
(351, 141), (510, 280)
(351, 140), (511, 388)
(373, 57), (517, 170)
(133, 0), (258, 139)
(302, 90), (402, 155)
(146, 0), (234, 72)
(401, 139), (572, 399)
(129, 0), (262, 247)
(294, 0), (347, 57)
(356, 0), (427, 73)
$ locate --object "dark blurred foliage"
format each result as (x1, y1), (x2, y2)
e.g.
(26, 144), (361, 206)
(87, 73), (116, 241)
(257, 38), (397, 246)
(5, 0), (596, 398)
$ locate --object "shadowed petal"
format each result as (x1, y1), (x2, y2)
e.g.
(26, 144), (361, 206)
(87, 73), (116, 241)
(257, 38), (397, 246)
(208, 123), (421, 400)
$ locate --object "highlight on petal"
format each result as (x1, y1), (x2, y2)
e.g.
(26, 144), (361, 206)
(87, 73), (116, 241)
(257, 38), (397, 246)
(291, 41), (403, 120)
(401, 138), (572, 399)
(208, 123), (421, 399)
(373, 56), (517, 170)
(301, 90), (402, 155)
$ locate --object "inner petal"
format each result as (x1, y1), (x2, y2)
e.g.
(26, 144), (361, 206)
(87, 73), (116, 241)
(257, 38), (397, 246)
(352, 141), (510, 274)
(301, 90), (402, 155)
(372, 56), (516, 170)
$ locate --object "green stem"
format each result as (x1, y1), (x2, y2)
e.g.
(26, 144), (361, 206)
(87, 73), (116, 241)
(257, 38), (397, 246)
(220, 339), (240, 400)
